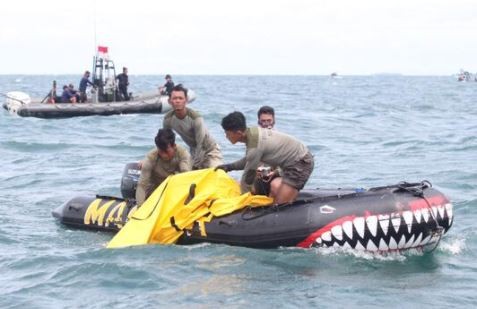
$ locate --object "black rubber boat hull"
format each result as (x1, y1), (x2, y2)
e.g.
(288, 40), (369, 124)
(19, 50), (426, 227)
(52, 182), (453, 251)
(3, 101), (166, 118)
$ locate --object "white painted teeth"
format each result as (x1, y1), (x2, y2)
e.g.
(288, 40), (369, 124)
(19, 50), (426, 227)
(402, 211), (413, 233)
(421, 235), (431, 246)
(355, 242), (365, 251)
(414, 209), (422, 224)
(412, 233), (423, 247)
(437, 206), (445, 219)
(314, 203), (451, 251)
(342, 221), (354, 239)
(388, 237), (398, 250)
(445, 203), (453, 223)
(421, 208), (430, 222)
(321, 231), (332, 242)
(391, 216), (401, 233)
(331, 225), (343, 241)
(404, 235), (415, 249)
(354, 217), (365, 238)
(342, 242), (352, 249)
(397, 235), (407, 249)
(366, 240), (378, 251)
(378, 214), (390, 235)
(366, 216), (378, 237)
(378, 239), (389, 251)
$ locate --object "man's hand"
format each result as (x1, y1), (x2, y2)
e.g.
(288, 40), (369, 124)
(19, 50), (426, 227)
(214, 164), (232, 172)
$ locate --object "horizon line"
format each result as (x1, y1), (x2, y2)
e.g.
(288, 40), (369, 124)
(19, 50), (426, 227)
(0, 73), (460, 77)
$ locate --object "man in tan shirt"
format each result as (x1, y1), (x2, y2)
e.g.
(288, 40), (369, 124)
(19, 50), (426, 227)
(254, 105), (282, 196)
(136, 128), (192, 206)
(217, 111), (314, 204)
(163, 84), (223, 169)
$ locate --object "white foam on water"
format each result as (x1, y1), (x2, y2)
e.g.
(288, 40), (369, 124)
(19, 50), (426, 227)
(438, 238), (466, 255)
(314, 246), (409, 262)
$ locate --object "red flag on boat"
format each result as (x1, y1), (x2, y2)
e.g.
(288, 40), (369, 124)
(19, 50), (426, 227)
(98, 46), (108, 53)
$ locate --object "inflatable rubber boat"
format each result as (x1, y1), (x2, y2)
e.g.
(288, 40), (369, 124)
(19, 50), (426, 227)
(52, 166), (453, 252)
(2, 46), (196, 118)
(2, 90), (196, 118)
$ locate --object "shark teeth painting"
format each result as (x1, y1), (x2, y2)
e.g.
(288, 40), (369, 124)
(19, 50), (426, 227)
(305, 203), (453, 252)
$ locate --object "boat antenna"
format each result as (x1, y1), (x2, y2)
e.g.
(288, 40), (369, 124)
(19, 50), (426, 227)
(92, 0), (97, 53)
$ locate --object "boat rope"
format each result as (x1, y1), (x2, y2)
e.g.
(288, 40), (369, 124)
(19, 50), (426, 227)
(395, 180), (444, 253)
(241, 201), (294, 221)
(369, 181), (424, 192)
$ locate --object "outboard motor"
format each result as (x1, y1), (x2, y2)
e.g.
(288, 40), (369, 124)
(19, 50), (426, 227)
(120, 162), (140, 199)
(5, 91), (31, 114)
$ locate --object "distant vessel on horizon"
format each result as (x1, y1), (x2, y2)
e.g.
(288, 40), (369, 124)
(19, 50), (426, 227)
(457, 69), (475, 82)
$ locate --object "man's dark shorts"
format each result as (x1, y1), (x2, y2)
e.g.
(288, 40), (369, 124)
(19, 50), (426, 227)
(281, 151), (314, 190)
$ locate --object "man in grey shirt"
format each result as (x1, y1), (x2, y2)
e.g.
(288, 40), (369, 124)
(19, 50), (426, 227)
(163, 84), (223, 169)
(136, 129), (192, 206)
(217, 111), (314, 204)
(254, 105), (282, 196)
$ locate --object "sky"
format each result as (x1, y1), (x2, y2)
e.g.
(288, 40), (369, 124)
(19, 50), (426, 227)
(1, 0), (476, 75)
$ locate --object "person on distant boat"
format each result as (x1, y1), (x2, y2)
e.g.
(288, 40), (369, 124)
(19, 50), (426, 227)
(254, 105), (282, 196)
(60, 85), (77, 103)
(78, 70), (95, 103)
(116, 67), (130, 101)
(68, 83), (80, 102)
(163, 84), (223, 169)
(136, 128), (192, 206)
(216, 111), (314, 204)
(159, 74), (174, 95)
(45, 81), (58, 103)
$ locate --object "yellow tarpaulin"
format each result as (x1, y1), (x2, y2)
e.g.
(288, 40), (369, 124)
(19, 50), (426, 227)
(107, 168), (273, 248)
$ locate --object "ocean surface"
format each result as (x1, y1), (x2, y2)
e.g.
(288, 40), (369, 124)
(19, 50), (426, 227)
(0, 75), (476, 308)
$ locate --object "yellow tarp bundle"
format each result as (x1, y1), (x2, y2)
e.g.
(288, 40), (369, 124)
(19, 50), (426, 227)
(107, 168), (273, 248)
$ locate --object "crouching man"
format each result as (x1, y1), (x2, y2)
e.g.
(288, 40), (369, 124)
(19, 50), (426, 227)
(216, 111), (314, 204)
(136, 128), (192, 206)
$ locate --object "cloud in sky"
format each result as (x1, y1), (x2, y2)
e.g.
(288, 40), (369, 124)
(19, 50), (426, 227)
(1, 0), (476, 75)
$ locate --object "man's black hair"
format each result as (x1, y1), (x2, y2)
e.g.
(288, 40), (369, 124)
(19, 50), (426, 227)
(155, 128), (176, 151)
(221, 111), (247, 131)
(168, 84), (188, 98)
(257, 105), (275, 118)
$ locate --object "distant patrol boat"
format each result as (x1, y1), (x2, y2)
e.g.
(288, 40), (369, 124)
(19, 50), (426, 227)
(2, 47), (194, 118)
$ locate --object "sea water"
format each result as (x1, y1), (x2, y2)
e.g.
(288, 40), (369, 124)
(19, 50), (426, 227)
(0, 75), (476, 307)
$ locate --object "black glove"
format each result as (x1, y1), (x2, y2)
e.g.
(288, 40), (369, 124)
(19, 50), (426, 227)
(214, 164), (232, 172)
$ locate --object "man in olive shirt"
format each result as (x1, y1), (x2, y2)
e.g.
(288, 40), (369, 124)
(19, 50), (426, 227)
(163, 84), (223, 169)
(136, 128), (192, 206)
(217, 111), (314, 204)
